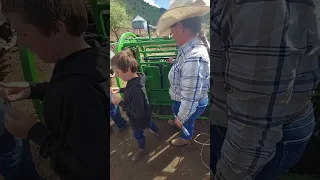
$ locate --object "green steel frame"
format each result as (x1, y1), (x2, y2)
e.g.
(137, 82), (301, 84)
(19, 0), (108, 121)
(114, 32), (210, 120)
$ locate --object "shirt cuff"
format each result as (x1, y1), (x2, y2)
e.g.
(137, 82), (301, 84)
(29, 82), (48, 99)
(118, 100), (125, 107)
(27, 122), (48, 146)
(177, 114), (187, 124)
(119, 88), (125, 93)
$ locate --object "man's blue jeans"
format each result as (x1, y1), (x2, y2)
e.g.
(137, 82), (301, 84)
(172, 98), (209, 140)
(210, 105), (315, 179)
(110, 94), (126, 129)
(0, 99), (42, 180)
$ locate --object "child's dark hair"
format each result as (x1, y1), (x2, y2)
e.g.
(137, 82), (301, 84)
(0, 0), (88, 37)
(172, 16), (209, 53)
(111, 48), (139, 73)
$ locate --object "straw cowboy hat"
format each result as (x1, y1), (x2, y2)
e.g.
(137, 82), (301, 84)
(156, 0), (210, 36)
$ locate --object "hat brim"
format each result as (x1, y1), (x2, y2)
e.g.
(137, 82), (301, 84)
(156, 5), (210, 36)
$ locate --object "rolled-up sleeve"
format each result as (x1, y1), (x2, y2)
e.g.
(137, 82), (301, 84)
(213, 1), (313, 179)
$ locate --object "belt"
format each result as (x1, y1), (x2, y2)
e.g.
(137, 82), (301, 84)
(284, 98), (312, 125)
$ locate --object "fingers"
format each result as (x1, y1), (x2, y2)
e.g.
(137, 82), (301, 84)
(0, 89), (9, 101)
(0, 82), (29, 102)
(0, 82), (8, 88)
(1, 93), (22, 102)
(4, 112), (14, 130)
(4, 106), (17, 131)
(110, 90), (117, 94)
(4, 106), (20, 120)
(110, 87), (120, 94)
(112, 95), (121, 100)
(0, 82), (29, 88)
(174, 118), (183, 128)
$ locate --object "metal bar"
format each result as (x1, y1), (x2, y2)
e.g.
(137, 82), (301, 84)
(91, 0), (107, 37)
(145, 45), (177, 49)
(143, 55), (176, 59)
(138, 50), (178, 54)
(122, 40), (177, 46)
(140, 62), (170, 65)
(19, 48), (44, 122)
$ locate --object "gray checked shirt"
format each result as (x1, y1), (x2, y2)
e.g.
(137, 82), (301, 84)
(169, 36), (210, 123)
(210, 0), (320, 179)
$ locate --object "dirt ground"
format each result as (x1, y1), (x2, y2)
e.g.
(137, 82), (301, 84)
(110, 119), (211, 180)
(110, 76), (211, 180)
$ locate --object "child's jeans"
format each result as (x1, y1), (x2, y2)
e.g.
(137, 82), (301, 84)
(0, 98), (43, 180)
(172, 98), (209, 140)
(133, 121), (159, 149)
(110, 94), (126, 129)
(210, 105), (315, 179)
(0, 135), (43, 180)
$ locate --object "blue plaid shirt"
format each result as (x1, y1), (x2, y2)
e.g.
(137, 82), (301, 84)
(211, 1), (320, 179)
(168, 36), (210, 123)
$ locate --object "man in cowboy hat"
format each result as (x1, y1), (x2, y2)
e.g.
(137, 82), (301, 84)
(157, 0), (210, 37)
(157, 0), (210, 146)
(211, 1), (320, 180)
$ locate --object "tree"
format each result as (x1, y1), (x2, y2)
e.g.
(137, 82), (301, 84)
(110, 0), (131, 40)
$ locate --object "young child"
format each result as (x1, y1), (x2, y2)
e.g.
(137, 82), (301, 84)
(110, 48), (162, 162)
(0, 0), (108, 179)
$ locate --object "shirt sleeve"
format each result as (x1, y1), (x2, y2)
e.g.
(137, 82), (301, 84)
(28, 83), (109, 179)
(119, 88), (125, 93)
(29, 82), (49, 101)
(177, 57), (208, 123)
(213, 1), (314, 179)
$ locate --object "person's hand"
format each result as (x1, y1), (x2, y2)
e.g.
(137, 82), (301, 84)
(175, 117), (183, 129)
(110, 87), (120, 94)
(168, 57), (175, 64)
(111, 95), (122, 105)
(4, 106), (39, 139)
(0, 82), (31, 102)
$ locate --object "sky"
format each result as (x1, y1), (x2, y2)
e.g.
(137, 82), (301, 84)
(143, 0), (170, 9)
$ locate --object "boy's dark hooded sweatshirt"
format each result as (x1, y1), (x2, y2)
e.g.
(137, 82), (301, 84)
(119, 74), (151, 131)
(27, 47), (109, 180)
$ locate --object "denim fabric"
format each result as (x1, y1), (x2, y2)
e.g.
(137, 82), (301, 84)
(172, 98), (209, 140)
(211, 105), (315, 180)
(133, 120), (159, 149)
(0, 98), (43, 180)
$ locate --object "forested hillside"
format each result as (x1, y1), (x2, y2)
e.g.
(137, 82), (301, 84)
(118, 0), (209, 25)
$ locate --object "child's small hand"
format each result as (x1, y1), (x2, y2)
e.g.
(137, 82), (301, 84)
(110, 87), (120, 94)
(111, 95), (122, 105)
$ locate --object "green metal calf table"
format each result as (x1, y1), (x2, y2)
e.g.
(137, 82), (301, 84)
(113, 32), (210, 120)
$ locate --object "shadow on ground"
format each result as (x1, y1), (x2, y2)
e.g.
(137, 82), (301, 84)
(110, 119), (211, 180)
